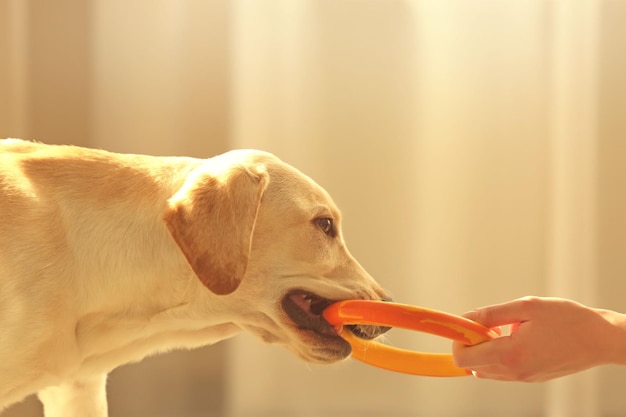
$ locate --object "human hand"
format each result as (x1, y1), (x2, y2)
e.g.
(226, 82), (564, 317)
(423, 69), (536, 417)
(452, 296), (626, 382)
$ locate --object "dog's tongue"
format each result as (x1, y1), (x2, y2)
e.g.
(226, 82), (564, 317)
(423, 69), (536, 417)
(289, 293), (313, 314)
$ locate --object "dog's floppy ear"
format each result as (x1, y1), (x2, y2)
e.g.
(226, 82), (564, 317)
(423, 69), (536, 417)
(164, 162), (269, 295)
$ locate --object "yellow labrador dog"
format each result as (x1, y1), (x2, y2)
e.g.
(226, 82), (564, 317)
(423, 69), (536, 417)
(0, 139), (390, 417)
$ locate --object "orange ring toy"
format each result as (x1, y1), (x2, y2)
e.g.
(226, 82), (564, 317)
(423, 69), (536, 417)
(323, 300), (498, 377)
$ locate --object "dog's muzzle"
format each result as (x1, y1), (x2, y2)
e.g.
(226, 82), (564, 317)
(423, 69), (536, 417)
(281, 290), (391, 340)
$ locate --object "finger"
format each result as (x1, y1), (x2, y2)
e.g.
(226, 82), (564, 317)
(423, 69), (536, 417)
(452, 335), (512, 369)
(510, 321), (521, 333)
(470, 368), (517, 382)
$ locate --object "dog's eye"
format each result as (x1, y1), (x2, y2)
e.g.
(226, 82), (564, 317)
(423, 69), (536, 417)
(314, 217), (336, 237)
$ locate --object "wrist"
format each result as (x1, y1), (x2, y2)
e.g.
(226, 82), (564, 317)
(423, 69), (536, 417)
(596, 308), (626, 366)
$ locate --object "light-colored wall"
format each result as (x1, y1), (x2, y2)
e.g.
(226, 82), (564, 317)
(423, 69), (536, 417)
(0, 0), (90, 145)
(1, 1), (625, 416)
(89, 0), (231, 157)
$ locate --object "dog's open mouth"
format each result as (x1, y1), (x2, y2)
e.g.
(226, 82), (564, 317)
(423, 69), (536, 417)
(281, 290), (390, 340)
(282, 290), (337, 337)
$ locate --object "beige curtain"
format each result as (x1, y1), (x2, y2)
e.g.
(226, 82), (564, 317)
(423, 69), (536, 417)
(2, 1), (625, 416)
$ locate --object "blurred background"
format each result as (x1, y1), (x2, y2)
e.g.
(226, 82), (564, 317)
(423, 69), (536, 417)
(1, 0), (625, 416)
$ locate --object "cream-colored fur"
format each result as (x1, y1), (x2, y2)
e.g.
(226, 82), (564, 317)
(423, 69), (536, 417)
(0, 139), (389, 417)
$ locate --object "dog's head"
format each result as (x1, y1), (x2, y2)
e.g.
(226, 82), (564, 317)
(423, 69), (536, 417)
(164, 149), (390, 364)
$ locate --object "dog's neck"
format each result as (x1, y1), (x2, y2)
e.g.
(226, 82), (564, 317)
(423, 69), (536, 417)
(20, 151), (198, 306)
(21, 149), (243, 372)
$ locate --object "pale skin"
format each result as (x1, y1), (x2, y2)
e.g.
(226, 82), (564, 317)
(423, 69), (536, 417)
(452, 296), (626, 382)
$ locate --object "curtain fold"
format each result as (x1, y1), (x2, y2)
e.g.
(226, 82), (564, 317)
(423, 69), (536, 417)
(545, 1), (601, 416)
(0, 0), (29, 137)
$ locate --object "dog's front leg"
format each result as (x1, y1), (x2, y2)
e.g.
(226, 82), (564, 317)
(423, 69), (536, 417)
(38, 374), (108, 417)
